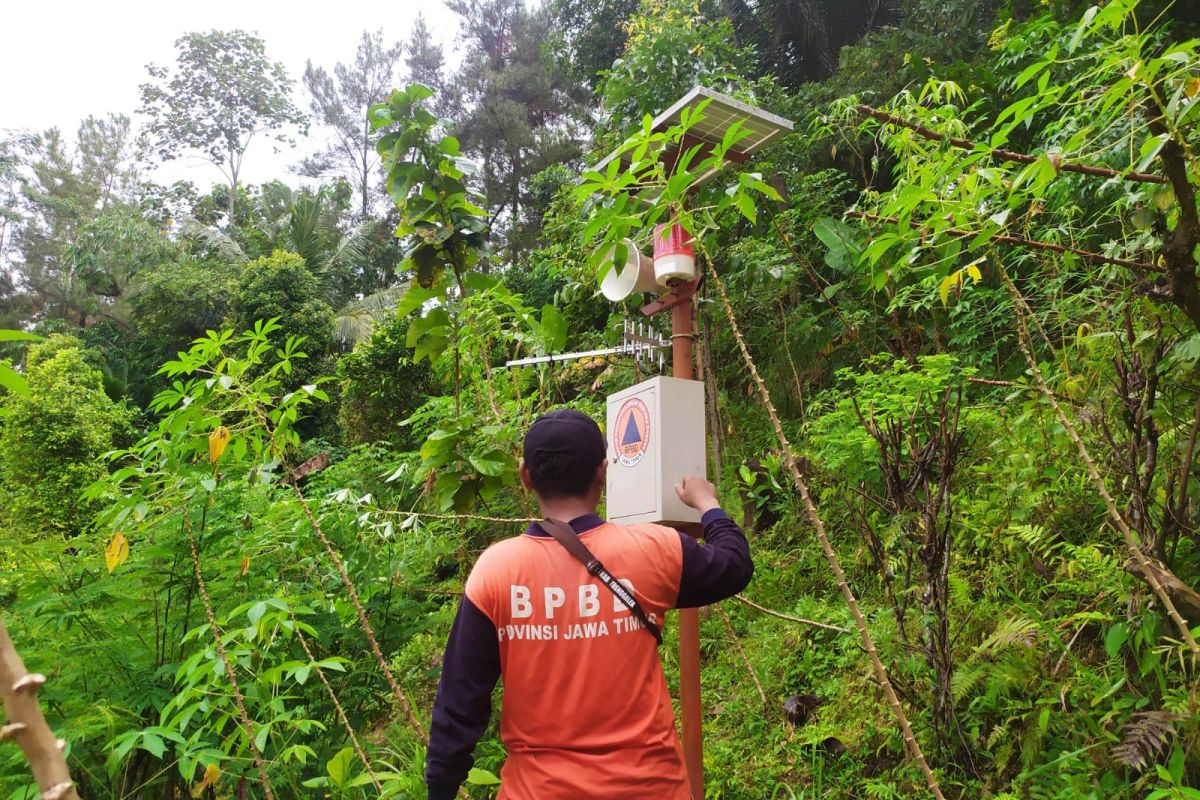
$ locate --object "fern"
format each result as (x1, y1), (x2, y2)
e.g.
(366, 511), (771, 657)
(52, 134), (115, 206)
(976, 615), (1039, 655)
(1110, 710), (1181, 770)
(863, 779), (904, 799)
(951, 661), (987, 700)
(1009, 523), (1055, 561)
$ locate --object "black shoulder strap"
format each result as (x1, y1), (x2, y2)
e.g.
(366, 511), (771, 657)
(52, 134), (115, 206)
(541, 517), (663, 645)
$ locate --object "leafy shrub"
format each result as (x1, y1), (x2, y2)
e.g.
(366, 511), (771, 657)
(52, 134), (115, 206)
(0, 334), (133, 539)
(336, 314), (434, 449)
(231, 249), (335, 388)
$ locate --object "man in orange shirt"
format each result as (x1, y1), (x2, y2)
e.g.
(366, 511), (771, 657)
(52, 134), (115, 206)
(425, 409), (753, 799)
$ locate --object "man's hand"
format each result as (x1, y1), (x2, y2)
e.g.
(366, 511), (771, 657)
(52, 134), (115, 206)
(674, 475), (721, 515)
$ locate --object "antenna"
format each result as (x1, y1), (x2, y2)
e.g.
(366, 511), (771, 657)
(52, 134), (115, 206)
(502, 319), (669, 369)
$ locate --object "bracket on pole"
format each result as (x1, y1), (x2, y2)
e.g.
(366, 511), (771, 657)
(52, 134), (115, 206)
(641, 278), (700, 317)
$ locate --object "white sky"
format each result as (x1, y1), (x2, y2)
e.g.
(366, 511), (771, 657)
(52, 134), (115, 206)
(0, 0), (462, 189)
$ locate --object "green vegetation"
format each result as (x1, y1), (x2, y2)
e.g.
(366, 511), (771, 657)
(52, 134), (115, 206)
(3, 0), (1200, 797)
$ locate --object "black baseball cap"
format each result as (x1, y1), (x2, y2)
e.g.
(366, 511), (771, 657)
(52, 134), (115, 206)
(522, 409), (607, 498)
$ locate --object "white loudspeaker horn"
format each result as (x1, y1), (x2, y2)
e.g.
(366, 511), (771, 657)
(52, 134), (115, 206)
(600, 239), (658, 301)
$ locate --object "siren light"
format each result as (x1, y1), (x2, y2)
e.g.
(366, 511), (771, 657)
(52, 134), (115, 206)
(653, 223), (696, 285)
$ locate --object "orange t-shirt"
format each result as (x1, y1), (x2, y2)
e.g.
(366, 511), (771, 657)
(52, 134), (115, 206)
(465, 521), (690, 800)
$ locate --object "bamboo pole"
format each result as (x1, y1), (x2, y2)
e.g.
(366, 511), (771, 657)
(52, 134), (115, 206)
(672, 285), (706, 799)
(295, 629), (383, 794)
(731, 595), (849, 634)
(704, 255), (948, 800)
(0, 617), (79, 800)
(184, 518), (276, 799)
(848, 211), (1157, 273)
(857, 104), (1168, 185)
(1000, 266), (1200, 659)
(289, 482), (427, 742)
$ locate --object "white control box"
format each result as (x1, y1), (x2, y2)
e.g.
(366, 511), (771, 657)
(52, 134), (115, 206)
(605, 376), (707, 526)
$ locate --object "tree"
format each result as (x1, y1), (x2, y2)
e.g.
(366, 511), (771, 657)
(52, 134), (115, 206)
(13, 118), (141, 325)
(131, 256), (239, 349)
(406, 13), (447, 97)
(597, 0), (754, 144)
(300, 30), (403, 220)
(548, 0), (640, 92)
(75, 114), (139, 210)
(64, 206), (180, 326)
(0, 334), (133, 540)
(230, 250), (335, 388)
(719, 0), (903, 85)
(336, 313), (433, 448)
(0, 133), (38, 328)
(183, 182), (374, 307)
(0, 132), (38, 272)
(139, 30), (306, 221)
(447, 0), (587, 266)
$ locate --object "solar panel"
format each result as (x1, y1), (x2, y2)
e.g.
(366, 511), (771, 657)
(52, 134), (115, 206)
(591, 86), (794, 190)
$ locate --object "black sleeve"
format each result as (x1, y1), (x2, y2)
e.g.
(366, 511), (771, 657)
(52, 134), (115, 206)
(425, 595), (501, 800)
(675, 508), (754, 608)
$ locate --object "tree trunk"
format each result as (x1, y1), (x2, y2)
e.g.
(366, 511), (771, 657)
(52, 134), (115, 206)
(1124, 556), (1200, 626)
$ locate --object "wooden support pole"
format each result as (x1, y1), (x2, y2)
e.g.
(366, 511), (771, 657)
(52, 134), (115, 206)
(671, 282), (705, 799)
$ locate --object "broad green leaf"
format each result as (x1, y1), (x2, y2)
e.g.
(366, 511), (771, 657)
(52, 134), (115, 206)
(470, 450), (511, 478)
(539, 305), (568, 353)
(467, 767), (501, 786)
(254, 722), (271, 752)
(247, 601), (268, 625)
(1069, 6), (1100, 52)
(396, 285), (440, 318)
(733, 191), (756, 224)
(1105, 622), (1129, 658)
(140, 732), (165, 759)
(326, 746), (355, 787)
(0, 364), (30, 398)
(813, 218), (863, 272)
(0, 330), (40, 343)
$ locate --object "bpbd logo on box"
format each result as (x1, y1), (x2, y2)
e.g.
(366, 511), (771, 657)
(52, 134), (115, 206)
(614, 397), (651, 467)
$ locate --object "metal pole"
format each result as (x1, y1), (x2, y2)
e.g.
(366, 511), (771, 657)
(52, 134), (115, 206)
(672, 284), (704, 800)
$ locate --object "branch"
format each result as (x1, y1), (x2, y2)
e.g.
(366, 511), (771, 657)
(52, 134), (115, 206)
(289, 482), (428, 743)
(0, 617), (79, 800)
(966, 376), (1086, 407)
(732, 595), (848, 634)
(1000, 267), (1200, 658)
(857, 104), (1168, 185)
(716, 607), (769, 709)
(1146, 93), (1200, 331)
(848, 211), (1157, 272)
(295, 629), (383, 794)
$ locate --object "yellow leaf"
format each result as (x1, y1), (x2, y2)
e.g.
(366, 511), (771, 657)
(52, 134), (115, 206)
(239, 555), (251, 577)
(1188, 78), (1200, 98)
(1077, 323), (1092, 341)
(208, 426), (231, 464)
(105, 532), (129, 574)
(192, 764), (220, 797)
(966, 262), (983, 284)
(939, 272), (961, 307)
